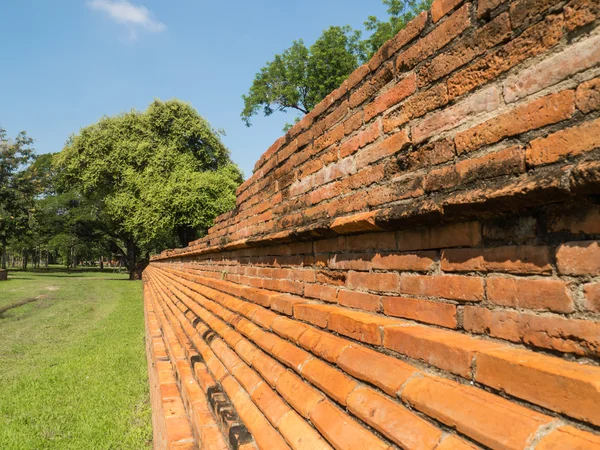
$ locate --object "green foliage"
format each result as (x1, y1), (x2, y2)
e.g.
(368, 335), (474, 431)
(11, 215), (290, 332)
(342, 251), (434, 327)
(241, 0), (432, 126)
(0, 128), (36, 267)
(241, 26), (364, 127)
(54, 99), (243, 277)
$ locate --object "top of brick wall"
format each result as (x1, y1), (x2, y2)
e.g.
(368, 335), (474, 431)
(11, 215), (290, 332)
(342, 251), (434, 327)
(154, 0), (600, 261)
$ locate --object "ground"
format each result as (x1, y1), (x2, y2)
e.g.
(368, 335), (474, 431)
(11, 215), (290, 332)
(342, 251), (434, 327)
(0, 268), (152, 450)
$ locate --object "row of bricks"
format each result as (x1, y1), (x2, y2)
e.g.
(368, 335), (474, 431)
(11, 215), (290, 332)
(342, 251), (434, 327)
(158, 155), (600, 262)
(147, 282), (239, 450)
(147, 276), (259, 450)
(147, 265), (600, 449)
(149, 275), (273, 450)
(181, 156), (600, 260)
(212, 0), (598, 241)
(159, 199), (600, 266)
(144, 284), (199, 450)
(175, 262), (600, 361)
(153, 266), (600, 427)
(172, 202), (600, 267)
(180, 240), (600, 313)
(179, 263), (600, 351)
(148, 270), (343, 450)
(148, 267), (478, 450)
(158, 265), (600, 425)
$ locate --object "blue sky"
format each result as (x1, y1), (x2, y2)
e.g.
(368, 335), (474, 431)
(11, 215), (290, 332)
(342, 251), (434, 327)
(0, 0), (388, 178)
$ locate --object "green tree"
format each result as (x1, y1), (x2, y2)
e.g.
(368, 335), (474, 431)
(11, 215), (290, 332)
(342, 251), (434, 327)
(0, 128), (36, 269)
(363, 0), (432, 59)
(55, 99), (243, 279)
(241, 1), (432, 127)
(241, 26), (363, 128)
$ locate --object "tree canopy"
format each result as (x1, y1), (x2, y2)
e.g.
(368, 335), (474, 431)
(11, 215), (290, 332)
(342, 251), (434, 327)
(0, 128), (36, 268)
(54, 99), (242, 279)
(241, 0), (431, 128)
(241, 26), (363, 128)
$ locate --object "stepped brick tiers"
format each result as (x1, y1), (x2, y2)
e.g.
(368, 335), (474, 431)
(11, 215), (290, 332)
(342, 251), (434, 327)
(143, 0), (600, 448)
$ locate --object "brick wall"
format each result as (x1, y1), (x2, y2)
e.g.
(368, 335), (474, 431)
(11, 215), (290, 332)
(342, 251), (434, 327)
(145, 0), (600, 448)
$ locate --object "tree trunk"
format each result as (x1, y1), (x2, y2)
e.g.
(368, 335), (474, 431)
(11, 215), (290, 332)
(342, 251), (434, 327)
(0, 237), (6, 270)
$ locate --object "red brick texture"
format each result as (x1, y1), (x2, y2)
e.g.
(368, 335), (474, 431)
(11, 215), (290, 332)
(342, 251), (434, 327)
(146, 0), (600, 448)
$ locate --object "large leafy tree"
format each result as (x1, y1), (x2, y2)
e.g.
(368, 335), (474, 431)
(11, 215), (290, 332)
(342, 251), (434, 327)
(55, 99), (242, 279)
(241, 26), (363, 128)
(241, 0), (431, 126)
(0, 128), (36, 269)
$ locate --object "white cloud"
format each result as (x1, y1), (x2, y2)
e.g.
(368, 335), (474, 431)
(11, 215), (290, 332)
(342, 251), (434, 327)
(89, 0), (166, 38)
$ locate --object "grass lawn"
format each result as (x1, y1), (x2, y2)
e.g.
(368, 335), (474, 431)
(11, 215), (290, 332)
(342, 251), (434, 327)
(0, 268), (152, 449)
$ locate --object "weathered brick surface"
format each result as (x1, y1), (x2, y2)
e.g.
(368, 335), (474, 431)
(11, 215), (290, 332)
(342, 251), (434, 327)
(146, 1), (600, 447)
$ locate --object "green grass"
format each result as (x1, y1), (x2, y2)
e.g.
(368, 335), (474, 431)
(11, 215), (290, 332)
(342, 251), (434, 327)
(0, 269), (152, 449)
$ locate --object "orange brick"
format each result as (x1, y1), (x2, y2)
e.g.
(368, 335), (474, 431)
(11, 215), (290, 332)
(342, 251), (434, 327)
(232, 363), (263, 394)
(275, 371), (325, 419)
(397, 221), (481, 251)
(338, 290), (381, 312)
(537, 426), (600, 450)
(463, 306), (600, 356)
(401, 376), (553, 450)
(447, 14), (563, 98)
(584, 282), (600, 312)
(347, 387), (443, 449)
(369, 12), (427, 71)
(301, 358), (357, 405)
(250, 381), (290, 425)
(355, 129), (410, 167)
(486, 277), (573, 313)
(298, 328), (350, 363)
(577, 75), (600, 113)
(441, 245), (552, 274)
(337, 345), (416, 396)
(382, 296), (457, 328)
(271, 339), (311, 371)
(371, 251), (436, 271)
(420, 12), (510, 85)
(346, 271), (399, 293)
(399, 274), (484, 302)
(505, 35), (600, 104)
(475, 347), (600, 426)
(270, 295), (306, 316)
(455, 90), (575, 154)
(310, 401), (390, 450)
(384, 84), (450, 131)
(364, 73), (417, 121)
(293, 304), (335, 328)
(384, 325), (501, 377)
(549, 205), (600, 234)
(436, 435), (479, 450)
(304, 283), (338, 302)
(276, 410), (332, 449)
(556, 241), (600, 275)
(527, 117), (600, 166)
(397, 4), (471, 71)
(412, 86), (501, 143)
(565, 0), (600, 31)
(271, 317), (309, 343)
(431, 0), (464, 22)
(252, 353), (287, 386)
(330, 211), (382, 235)
(328, 309), (400, 345)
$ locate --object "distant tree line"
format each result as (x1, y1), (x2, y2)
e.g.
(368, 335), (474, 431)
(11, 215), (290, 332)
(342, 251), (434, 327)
(241, 0), (432, 129)
(0, 100), (242, 279)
